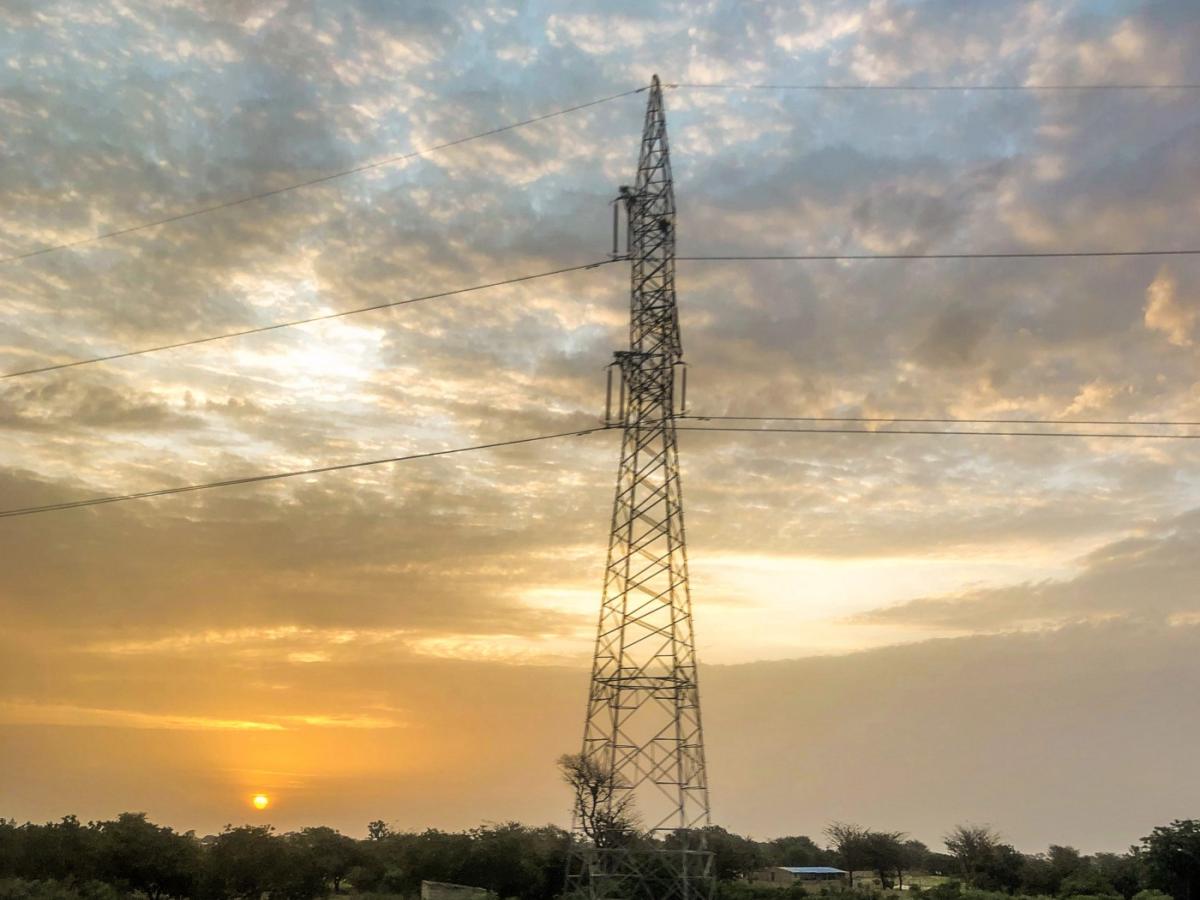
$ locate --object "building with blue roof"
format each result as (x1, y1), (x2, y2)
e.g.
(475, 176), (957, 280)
(749, 866), (850, 889)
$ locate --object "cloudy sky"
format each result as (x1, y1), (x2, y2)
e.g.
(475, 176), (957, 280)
(2, 0), (1199, 853)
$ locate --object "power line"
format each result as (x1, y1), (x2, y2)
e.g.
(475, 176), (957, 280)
(678, 249), (1200, 261)
(0, 426), (613, 519)
(7, 248), (1193, 379)
(2, 260), (618, 379)
(668, 82), (1200, 92)
(683, 414), (1200, 427)
(5, 418), (1193, 520)
(0, 87), (645, 266)
(676, 424), (1200, 440)
(11, 247), (1200, 381)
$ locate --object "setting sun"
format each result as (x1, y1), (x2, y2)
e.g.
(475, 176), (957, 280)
(251, 794), (269, 811)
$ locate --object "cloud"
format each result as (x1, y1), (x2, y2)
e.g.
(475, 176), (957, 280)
(1144, 267), (1197, 347)
(0, 701), (286, 732)
(857, 507), (1200, 631)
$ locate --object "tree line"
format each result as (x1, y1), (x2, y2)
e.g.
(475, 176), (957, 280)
(1, 814), (1198, 900)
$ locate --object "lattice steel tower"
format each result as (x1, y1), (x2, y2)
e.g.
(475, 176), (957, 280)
(565, 75), (714, 900)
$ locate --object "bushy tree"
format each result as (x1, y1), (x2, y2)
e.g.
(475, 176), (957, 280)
(904, 840), (932, 877)
(1058, 865), (1120, 899)
(1132, 890), (1174, 900)
(464, 823), (569, 900)
(664, 826), (765, 881)
(1142, 821), (1200, 900)
(292, 827), (358, 893)
(764, 834), (829, 867)
(1095, 851), (1146, 900)
(945, 824), (1023, 891)
(862, 830), (908, 888)
(94, 813), (199, 899)
(202, 825), (308, 900)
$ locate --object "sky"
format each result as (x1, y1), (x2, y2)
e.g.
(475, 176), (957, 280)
(2, 0), (1200, 854)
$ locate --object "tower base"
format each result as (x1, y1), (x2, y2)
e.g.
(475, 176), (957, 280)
(564, 846), (715, 900)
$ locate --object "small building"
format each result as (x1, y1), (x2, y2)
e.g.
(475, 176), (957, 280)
(421, 882), (496, 900)
(749, 866), (850, 888)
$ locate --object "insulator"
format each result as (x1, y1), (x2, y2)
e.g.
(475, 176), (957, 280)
(604, 363), (615, 424)
(611, 199), (620, 258)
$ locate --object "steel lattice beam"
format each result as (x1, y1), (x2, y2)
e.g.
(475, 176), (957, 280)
(565, 75), (714, 900)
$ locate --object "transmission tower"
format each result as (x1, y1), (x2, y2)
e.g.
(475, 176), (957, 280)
(565, 75), (714, 900)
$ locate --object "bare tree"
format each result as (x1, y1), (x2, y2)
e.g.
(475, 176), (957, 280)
(558, 753), (639, 848)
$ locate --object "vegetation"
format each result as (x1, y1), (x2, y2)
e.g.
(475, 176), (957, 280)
(1, 814), (1198, 900)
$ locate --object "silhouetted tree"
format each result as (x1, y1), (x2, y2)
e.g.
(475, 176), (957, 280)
(19, 817), (101, 883)
(94, 813), (199, 899)
(764, 834), (830, 867)
(825, 822), (869, 887)
(1095, 851), (1146, 899)
(1142, 821), (1200, 900)
(873, 831), (911, 888)
(1060, 866), (1121, 899)
(926, 850), (958, 875)
(290, 827), (358, 894)
(462, 823), (570, 900)
(945, 824), (1023, 891)
(0, 819), (20, 877)
(203, 825), (286, 900)
(558, 752), (639, 848)
(663, 826), (765, 881)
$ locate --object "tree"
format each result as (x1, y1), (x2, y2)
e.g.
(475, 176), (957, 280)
(293, 827), (358, 893)
(1020, 854), (1059, 895)
(856, 831), (910, 889)
(926, 851), (957, 875)
(825, 823), (869, 887)
(903, 840), (932, 877)
(203, 825), (287, 900)
(1060, 866), (1120, 899)
(558, 753), (639, 848)
(19, 817), (101, 882)
(1142, 820), (1200, 900)
(459, 823), (570, 900)
(95, 813), (199, 899)
(946, 824), (1001, 881)
(1095, 851), (1146, 900)
(945, 824), (1023, 891)
(366, 820), (391, 842)
(0, 819), (21, 878)
(765, 835), (830, 868)
(1052, 846), (1090, 886)
(668, 827), (765, 881)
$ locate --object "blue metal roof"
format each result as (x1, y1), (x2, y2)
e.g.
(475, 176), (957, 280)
(780, 867), (848, 875)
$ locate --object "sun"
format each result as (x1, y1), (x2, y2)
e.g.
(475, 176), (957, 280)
(251, 794), (270, 811)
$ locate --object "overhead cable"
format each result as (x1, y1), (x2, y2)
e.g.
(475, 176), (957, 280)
(678, 249), (1200, 261)
(9, 248), (1197, 379)
(668, 82), (1200, 92)
(0, 426), (613, 519)
(2, 259), (618, 379)
(676, 424), (1199, 440)
(682, 414), (1200, 427)
(0, 87), (645, 266)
